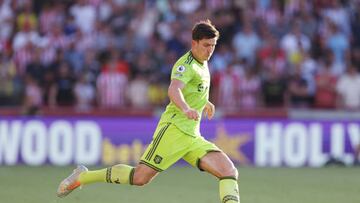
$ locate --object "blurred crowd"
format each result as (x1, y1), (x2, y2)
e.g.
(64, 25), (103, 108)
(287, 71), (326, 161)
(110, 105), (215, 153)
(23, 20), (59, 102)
(0, 0), (360, 114)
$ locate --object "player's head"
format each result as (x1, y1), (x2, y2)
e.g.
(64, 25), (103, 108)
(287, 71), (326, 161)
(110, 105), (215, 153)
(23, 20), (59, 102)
(191, 19), (219, 62)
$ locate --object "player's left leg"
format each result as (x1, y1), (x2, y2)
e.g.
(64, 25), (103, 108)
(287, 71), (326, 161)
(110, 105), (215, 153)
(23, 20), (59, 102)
(183, 137), (240, 203)
(199, 151), (238, 178)
(199, 151), (240, 203)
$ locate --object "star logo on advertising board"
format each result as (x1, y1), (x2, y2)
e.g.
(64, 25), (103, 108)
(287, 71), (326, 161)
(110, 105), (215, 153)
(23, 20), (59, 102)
(211, 124), (251, 165)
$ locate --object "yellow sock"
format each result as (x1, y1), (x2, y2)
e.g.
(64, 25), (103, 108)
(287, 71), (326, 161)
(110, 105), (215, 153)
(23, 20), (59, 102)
(219, 178), (240, 203)
(78, 164), (135, 185)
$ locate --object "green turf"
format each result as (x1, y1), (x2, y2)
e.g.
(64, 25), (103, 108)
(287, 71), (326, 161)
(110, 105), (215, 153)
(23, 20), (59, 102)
(0, 166), (359, 203)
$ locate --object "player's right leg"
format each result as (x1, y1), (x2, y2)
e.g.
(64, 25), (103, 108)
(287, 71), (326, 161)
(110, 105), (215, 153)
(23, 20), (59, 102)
(57, 165), (88, 198)
(56, 122), (179, 198)
(57, 163), (159, 198)
(57, 122), (187, 198)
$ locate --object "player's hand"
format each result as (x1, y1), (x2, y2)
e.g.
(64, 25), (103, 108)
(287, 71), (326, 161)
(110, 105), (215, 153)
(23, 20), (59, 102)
(204, 101), (215, 120)
(183, 108), (200, 121)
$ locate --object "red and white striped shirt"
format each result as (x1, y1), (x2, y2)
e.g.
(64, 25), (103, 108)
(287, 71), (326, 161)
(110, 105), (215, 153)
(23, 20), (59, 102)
(39, 46), (56, 66)
(239, 75), (261, 109)
(40, 8), (57, 34)
(47, 32), (70, 50)
(13, 46), (33, 75)
(96, 72), (128, 108)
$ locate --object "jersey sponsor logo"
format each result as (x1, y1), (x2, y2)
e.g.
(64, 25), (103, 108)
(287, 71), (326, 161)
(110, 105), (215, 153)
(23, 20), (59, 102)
(198, 83), (205, 92)
(154, 155), (163, 164)
(176, 65), (186, 73)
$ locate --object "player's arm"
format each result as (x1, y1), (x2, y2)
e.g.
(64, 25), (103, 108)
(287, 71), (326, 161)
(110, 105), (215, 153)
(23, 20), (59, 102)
(168, 79), (199, 121)
(204, 101), (215, 120)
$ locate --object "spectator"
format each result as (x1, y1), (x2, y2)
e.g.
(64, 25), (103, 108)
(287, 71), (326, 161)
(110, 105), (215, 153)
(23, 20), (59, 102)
(166, 22), (188, 56)
(299, 51), (317, 98)
(74, 72), (95, 111)
(127, 74), (149, 108)
(132, 51), (155, 79)
(13, 42), (34, 75)
(322, 0), (350, 35)
(46, 25), (70, 51)
(261, 67), (288, 107)
(217, 65), (239, 110)
(336, 65), (360, 109)
(325, 22), (349, 69)
(49, 62), (75, 107)
(98, 0), (114, 23)
(0, 0), (14, 43)
(12, 22), (40, 51)
(94, 22), (116, 52)
(63, 15), (77, 36)
(351, 2), (360, 49)
(25, 49), (45, 85)
(211, 44), (233, 73)
(42, 68), (55, 106)
(39, 2), (65, 35)
(257, 0), (282, 29)
(0, 0), (359, 112)
(16, 1), (37, 31)
(299, 10), (318, 39)
(288, 65), (312, 108)
(64, 40), (84, 75)
(0, 52), (22, 106)
(238, 67), (261, 109)
(147, 80), (167, 107)
(280, 21), (311, 65)
(82, 50), (100, 86)
(70, 0), (96, 34)
(96, 56), (128, 108)
(23, 75), (42, 115)
(351, 48), (360, 73)
(232, 21), (260, 65)
(322, 48), (345, 77)
(156, 47), (175, 84)
(259, 35), (286, 74)
(314, 59), (337, 109)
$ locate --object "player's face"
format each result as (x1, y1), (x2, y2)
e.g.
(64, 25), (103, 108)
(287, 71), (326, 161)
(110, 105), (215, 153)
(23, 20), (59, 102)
(192, 38), (217, 62)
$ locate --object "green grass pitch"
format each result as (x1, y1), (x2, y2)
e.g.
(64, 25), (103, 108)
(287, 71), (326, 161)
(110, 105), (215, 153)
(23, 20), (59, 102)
(0, 166), (359, 203)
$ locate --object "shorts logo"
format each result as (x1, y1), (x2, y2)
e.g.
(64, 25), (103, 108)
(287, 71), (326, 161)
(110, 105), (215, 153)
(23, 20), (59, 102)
(154, 155), (163, 164)
(222, 195), (239, 203)
(176, 65), (186, 73)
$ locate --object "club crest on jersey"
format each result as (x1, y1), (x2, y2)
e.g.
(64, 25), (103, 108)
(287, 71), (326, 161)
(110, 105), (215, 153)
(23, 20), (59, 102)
(176, 65), (186, 73)
(154, 155), (163, 164)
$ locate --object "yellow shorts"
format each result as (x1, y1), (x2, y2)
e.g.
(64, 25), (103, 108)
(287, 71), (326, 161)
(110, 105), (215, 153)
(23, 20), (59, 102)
(140, 122), (220, 171)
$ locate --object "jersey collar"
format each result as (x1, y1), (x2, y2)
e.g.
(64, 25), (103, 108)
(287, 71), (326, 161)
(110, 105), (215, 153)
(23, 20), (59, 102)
(189, 51), (204, 65)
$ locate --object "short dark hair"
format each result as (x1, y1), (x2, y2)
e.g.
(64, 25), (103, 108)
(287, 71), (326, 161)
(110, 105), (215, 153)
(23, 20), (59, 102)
(192, 19), (219, 41)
